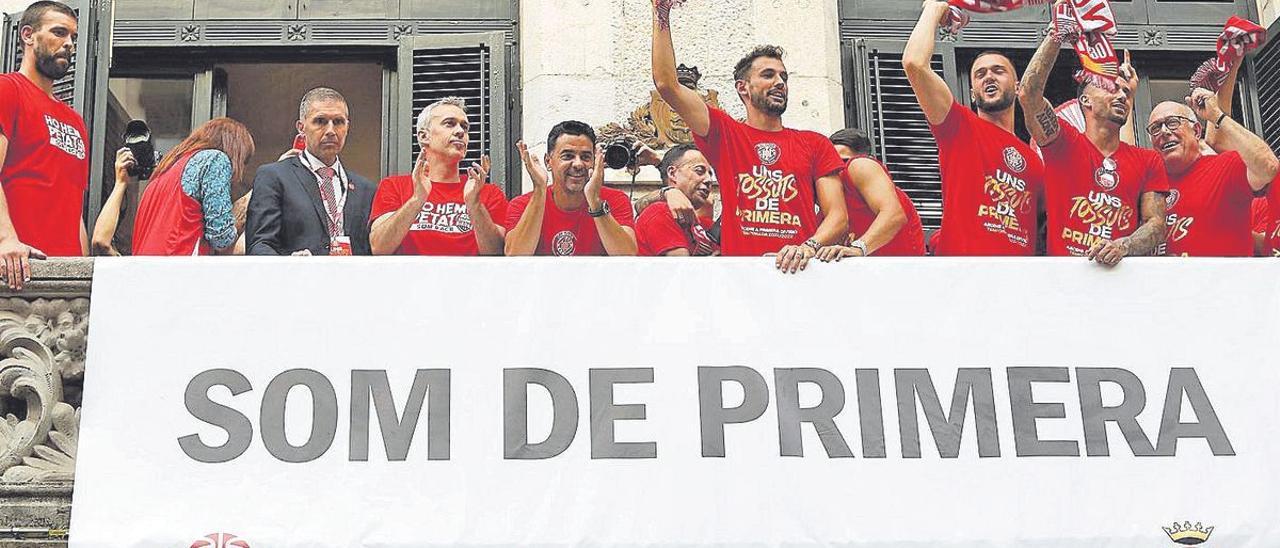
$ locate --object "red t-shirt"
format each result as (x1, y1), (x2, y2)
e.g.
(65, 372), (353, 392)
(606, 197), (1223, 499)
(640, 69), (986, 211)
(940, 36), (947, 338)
(1256, 176), (1280, 257)
(1041, 123), (1169, 256)
(134, 152), (207, 256)
(839, 156), (925, 256)
(1160, 152), (1254, 257)
(503, 186), (635, 256)
(692, 107), (845, 256)
(370, 174), (509, 256)
(930, 101), (1042, 256)
(0, 73), (89, 256)
(636, 202), (719, 256)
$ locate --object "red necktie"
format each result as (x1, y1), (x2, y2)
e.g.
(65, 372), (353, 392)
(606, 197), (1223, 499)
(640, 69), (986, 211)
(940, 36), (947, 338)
(316, 166), (342, 238)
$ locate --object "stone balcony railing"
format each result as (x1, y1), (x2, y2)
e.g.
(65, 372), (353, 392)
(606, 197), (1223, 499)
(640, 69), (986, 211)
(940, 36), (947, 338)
(0, 258), (93, 546)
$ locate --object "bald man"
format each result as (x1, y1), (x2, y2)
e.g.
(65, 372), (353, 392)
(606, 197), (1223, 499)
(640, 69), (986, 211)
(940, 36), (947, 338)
(1150, 87), (1279, 257)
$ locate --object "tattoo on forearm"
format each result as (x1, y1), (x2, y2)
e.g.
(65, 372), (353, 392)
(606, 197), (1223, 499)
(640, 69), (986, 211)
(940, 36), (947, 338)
(655, 0), (685, 30)
(1035, 107), (1060, 139)
(1124, 217), (1166, 256)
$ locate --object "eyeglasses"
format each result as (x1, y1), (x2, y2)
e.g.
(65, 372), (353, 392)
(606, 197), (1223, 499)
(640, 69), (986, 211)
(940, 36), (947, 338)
(1146, 115), (1196, 136)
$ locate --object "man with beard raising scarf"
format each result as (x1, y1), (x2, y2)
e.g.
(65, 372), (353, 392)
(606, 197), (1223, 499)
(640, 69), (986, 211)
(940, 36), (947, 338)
(1020, 21), (1169, 266)
(904, 1), (1044, 256)
(650, 1), (847, 273)
(0, 1), (88, 290)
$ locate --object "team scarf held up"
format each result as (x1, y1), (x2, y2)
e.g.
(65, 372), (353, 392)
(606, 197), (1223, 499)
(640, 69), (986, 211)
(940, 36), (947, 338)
(1052, 0), (1120, 92)
(941, 0), (1047, 34)
(1190, 16), (1267, 92)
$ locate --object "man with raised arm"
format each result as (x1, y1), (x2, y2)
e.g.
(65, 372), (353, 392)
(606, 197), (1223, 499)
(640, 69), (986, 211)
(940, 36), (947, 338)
(1151, 73), (1278, 256)
(504, 121), (636, 257)
(651, 0), (847, 273)
(369, 97), (508, 256)
(1019, 23), (1169, 266)
(903, 1), (1043, 256)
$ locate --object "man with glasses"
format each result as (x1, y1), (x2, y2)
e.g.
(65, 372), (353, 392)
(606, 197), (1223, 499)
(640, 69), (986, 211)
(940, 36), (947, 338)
(1150, 88), (1278, 257)
(1019, 32), (1168, 265)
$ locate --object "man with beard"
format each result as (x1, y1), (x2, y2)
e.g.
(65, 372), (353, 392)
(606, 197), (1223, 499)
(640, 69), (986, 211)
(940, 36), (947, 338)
(504, 121), (636, 256)
(650, 1), (847, 273)
(1020, 31), (1168, 265)
(0, 1), (88, 289)
(904, 1), (1043, 256)
(636, 144), (718, 256)
(369, 97), (508, 255)
(1150, 87), (1278, 257)
(246, 87), (378, 255)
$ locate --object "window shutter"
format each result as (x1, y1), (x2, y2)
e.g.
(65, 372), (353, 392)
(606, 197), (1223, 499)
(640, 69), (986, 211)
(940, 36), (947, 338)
(849, 41), (949, 229)
(1253, 19), (1280, 153)
(398, 33), (509, 195)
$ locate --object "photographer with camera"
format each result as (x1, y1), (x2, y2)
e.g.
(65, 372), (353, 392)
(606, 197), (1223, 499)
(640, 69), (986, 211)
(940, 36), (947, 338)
(130, 118), (256, 256)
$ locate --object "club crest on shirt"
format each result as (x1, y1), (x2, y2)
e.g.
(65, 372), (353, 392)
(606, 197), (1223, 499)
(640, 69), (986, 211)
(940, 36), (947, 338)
(552, 230), (576, 256)
(1002, 146), (1026, 173)
(1094, 157), (1119, 191)
(755, 142), (780, 166)
(1165, 189), (1180, 209)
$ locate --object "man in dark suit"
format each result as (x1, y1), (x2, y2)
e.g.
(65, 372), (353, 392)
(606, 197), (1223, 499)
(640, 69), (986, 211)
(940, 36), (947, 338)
(246, 87), (376, 255)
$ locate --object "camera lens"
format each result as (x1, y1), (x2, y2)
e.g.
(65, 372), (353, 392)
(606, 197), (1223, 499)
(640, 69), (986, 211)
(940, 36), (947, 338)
(604, 143), (634, 170)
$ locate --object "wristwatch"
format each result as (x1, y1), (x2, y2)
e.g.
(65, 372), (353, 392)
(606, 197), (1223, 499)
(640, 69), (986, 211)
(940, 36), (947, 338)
(803, 238), (822, 253)
(588, 200), (611, 218)
(849, 239), (869, 256)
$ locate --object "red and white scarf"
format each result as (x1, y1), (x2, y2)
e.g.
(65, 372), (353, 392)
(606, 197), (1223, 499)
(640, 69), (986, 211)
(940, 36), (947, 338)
(941, 0), (1045, 34)
(1190, 16), (1267, 91)
(1052, 0), (1120, 92)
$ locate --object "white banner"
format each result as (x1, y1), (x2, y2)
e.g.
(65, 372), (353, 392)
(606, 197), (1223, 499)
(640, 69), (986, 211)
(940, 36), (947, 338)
(72, 257), (1280, 547)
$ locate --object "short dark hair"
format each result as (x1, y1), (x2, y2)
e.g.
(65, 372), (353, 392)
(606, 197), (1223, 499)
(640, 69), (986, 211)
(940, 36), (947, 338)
(829, 128), (873, 155)
(546, 120), (596, 151)
(20, 1), (76, 34)
(657, 144), (700, 185)
(733, 45), (785, 82)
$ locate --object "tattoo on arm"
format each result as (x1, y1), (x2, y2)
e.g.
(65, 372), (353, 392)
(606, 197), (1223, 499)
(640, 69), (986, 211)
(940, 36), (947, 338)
(655, 0), (684, 30)
(1122, 194), (1168, 256)
(1035, 105), (1060, 141)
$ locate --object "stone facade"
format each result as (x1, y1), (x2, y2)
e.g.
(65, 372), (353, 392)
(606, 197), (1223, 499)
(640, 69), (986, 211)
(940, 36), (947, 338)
(519, 0), (846, 191)
(0, 259), (91, 546)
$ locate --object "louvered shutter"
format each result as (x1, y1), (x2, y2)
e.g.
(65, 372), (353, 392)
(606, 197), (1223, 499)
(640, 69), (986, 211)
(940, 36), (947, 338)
(397, 33), (510, 195)
(1253, 18), (1280, 154)
(847, 40), (956, 230)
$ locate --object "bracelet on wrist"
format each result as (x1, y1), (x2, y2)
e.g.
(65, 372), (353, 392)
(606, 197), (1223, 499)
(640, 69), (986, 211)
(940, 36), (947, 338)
(1215, 112), (1229, 126)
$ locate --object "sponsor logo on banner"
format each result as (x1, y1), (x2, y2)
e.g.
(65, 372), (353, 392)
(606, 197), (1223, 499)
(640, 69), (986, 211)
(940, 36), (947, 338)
(190, 532), (251, 548)
(1162, 521), (1214, 545)
(1002, 146), (1027, 173)
(1166, 188), (1181, 209)
(755, 142), (780, 166)
(552, 230), (576, 256)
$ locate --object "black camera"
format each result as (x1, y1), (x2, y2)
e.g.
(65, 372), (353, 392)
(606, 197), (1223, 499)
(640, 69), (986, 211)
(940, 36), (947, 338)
(123, 119), (158, 180)
(603, 137), (638, 170)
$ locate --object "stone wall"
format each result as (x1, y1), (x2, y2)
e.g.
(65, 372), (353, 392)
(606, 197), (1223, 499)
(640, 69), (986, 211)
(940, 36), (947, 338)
(519, 0), (845, 191)
(0, 259), (91, 546)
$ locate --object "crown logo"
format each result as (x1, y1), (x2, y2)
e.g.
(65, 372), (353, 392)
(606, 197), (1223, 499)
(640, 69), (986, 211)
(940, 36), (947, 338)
(676, 63), (702, 89)
(1162, 521), (1214, 545)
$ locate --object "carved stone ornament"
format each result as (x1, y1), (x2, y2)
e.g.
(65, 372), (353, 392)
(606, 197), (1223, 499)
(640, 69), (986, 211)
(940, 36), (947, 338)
(0, 298), (89, 483)
(287, 24), (309, 42)
(938, 26), (959, 42)
(1142, 29), (1164, 47)
(179, 24), (201, 42)
(598, 64), (721, 150)
(392, 24), (414, 40)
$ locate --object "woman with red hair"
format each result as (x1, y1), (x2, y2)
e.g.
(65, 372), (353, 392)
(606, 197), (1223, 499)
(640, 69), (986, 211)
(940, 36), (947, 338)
(132, 117), (255, 255)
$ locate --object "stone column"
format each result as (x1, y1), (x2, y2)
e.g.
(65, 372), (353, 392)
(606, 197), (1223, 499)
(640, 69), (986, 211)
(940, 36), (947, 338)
(518, 0), (845, 192)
